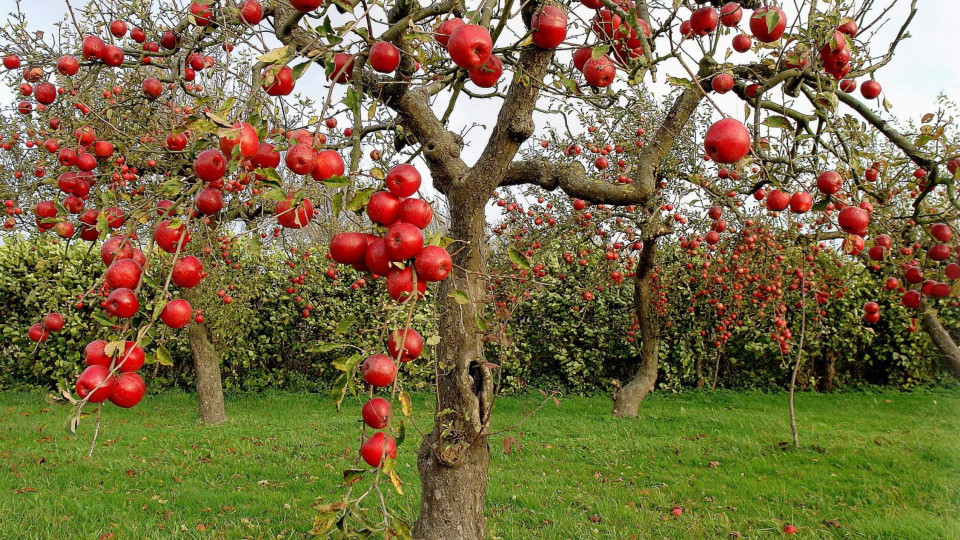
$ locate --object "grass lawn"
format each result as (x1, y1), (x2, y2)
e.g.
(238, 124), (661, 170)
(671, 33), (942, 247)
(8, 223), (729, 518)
(1, 388), (958, 539)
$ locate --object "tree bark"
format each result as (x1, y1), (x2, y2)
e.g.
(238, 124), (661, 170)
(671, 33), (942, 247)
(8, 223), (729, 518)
(815, 350), (837, 392)
(920, 306), (960, 383)
(613, 233), (660, 418)
(183, 288), (228, 425)
(413, 191), (493, 539)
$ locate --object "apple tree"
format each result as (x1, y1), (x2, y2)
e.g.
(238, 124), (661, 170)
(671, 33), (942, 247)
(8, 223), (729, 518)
(1, 0), (956, 537)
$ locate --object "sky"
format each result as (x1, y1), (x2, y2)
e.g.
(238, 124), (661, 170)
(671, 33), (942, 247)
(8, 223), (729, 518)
(1, 0), (958, 188)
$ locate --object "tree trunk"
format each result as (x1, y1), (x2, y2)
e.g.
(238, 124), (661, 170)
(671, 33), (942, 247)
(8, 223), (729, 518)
(613, 233), (660, 418)
(183, 288), (228, 425)
(695, 354), (704, 388)
(815, 350), (837, 392)
(414, 190), (493, 539)
(415, 423), (489, 539)
(920, 306), (960, 383)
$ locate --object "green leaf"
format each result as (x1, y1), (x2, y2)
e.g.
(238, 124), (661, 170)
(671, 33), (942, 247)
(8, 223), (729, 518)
(343, 469), (365, 486)
(591, 45), (609, 60)
(475, 313), (490, 332)
(161, 179), (182, 197)
(346, 188), (374, 212)
(761, 115), (793, 130)
(323, 175), (351, 189)
(765, 10), (780, 34)
(335, 316), (355, 334)
(370, 167), (385, 181)
(263, 188), (288, 202)
(152, 300), (167, 322)
(258, 45), (295, 63)
(308, 343), (345, 353)
(666, 77), (694, 90)
(156, 345), (173, 367)
(395, 420), (406, 446)
(343, 87), (360, 110)
(508, 247), (530, 270)
(449, 290), (471, 305)
(291, 61), (310, 80)
(814, 91), (838, 111)
(187, 119), (218, 134)
(332, 191), (343, 218)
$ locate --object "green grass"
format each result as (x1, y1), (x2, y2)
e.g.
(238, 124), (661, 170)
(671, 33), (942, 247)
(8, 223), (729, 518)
(1, 389), (958, 539)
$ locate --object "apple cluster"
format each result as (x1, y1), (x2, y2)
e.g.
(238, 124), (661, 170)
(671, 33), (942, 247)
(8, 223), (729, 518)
(326, 163), (452, 468)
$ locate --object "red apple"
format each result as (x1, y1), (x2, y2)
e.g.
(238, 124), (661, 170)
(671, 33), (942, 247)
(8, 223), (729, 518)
(275, 196), (314, 229)
(286, 143), (318, 175)
(750, 6), (786, 43)
(816, 170), (842, 194)
(384, 223), (424, 261)
(789, 191), (812, 213)
(385, 164), (422, 197)
(766, 189), (790, 211)
(531, 6), (567, 49)
(362, 397), (391, 429)
(414, 245), (452, 282)
(447, 24), (493, 70)
(362, 354), (397, 387)
(161, 299), (192, 329)
(690, 7), (718, 36)
(239, 0), (263, 24)
(172, 256), (204, 288)
(44, 312), (65, 332)
(711, 73), (734, 94)
(367, 191), (401, 226)
(311, 150), (345, 182)
(719, 3), (742, 27)
(369, 41), (401, 73)
(262, 65), (294, 96)
(290, 0), (322, 11)
(115, 342), (145, 372)
(28, 323), (49, 343)
(435, 19), (465, 48)
(387, 328), (424, 362)
(398, 198), (433, 229)
(76, 365), (116, 403)
(109, 372), (146, 408)
(105, 258), (142, 290)
(194, 149), (227, 182)
(360, 432), (396, 467)
(704, 118), (750, 163)
(219, 122), (259, 159)
(583, 56), (615, 88)
(103, 288), (139, 318)
(154, 220), (191, 253)
(732, 33), (752, 52)
(364, 237), (393, 276)
(386, 267), (427, 302)
(861, 80), (881, 99)
(330, 232), (369, 265)
(468, 54), (503, 88)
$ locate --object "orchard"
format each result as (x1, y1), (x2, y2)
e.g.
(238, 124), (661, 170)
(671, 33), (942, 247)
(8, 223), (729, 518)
(1, 0), (959, 538)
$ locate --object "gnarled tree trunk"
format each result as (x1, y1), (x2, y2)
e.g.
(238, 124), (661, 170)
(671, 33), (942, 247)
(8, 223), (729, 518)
(613, 233), (660, 418)
(920, 306), (960, 383)
(183, 288), (228, 425)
